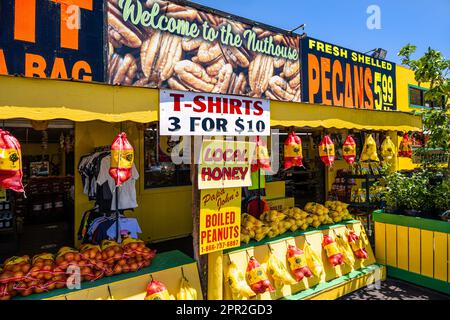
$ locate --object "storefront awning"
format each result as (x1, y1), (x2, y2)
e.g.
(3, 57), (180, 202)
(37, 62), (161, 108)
(0, 75), (159, 123)
(1, 75), (422, 131)
(270, 100), (423, 132)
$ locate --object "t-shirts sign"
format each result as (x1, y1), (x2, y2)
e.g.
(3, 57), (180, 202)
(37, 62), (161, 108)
(199, 139), (256, 190)
(200, 187), (241, 255)
(159, 90), (270, 136)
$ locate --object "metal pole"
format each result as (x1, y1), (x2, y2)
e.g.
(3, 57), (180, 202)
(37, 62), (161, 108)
(115, 186), (119, 242)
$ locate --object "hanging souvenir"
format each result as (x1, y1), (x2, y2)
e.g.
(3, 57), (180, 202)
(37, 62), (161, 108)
(318, 135), (335, 167)
(381, 136), (396, 161)
(342, 135), (356, 165)
(251, 136), (271, 172)
(398, 133), (413, 158)
(284, 131), (303, 169)
(360, 134), (379, 162)
(0, 129), (24, 192)
(109, 132), (134, 186)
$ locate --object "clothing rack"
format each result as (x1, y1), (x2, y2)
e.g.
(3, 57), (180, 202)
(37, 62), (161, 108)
(93, 145), (110, 153)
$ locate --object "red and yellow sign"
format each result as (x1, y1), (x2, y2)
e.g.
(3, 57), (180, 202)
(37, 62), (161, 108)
(199, 139), (255, 190)
(200, 188), (241, 255)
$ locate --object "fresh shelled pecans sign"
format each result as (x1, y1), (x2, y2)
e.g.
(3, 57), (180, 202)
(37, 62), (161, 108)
(0, 0), (104, 81)
(159, 89), (270, 136)
(107, 0), (301, 102)
(301, 37), (397, 110)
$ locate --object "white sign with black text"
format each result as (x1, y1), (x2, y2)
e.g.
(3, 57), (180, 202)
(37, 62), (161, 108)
(159, 90), (270, 136)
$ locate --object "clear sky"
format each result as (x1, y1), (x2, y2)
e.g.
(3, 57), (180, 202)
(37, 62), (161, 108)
(191, 0), (450, 65)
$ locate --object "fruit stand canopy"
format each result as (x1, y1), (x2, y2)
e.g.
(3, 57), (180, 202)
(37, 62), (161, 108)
(0, 75), (422, 131)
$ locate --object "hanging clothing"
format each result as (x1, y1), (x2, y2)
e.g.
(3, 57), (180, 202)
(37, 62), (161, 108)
(106, 217), (142, 241)
(96, 155), (139, 211)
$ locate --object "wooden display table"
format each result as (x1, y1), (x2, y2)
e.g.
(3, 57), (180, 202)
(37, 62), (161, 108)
(208, 220), (385, 300)
(13, 250), (202, 300)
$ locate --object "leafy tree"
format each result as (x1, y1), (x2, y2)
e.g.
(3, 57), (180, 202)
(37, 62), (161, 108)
(398, 45), (450, 169)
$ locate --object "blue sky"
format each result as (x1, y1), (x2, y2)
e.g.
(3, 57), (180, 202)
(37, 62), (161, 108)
(191, 0), (450, 65)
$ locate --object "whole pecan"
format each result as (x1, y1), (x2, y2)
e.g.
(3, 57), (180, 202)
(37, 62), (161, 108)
(109, 53), (138, 85)
(108, 1), (145, 48)
(173, 60), (217, 92)
(228, 72), (248, 95)
(212, 64), (234, 94)
(248, 54), (274, 97)
(140, 31), (183, 85)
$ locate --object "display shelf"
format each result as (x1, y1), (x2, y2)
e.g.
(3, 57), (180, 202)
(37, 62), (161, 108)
(283, 264), (386, 300)
(0, 227), (15, 234)
(224, 220), (360, 254)
(13, 250), (195, 300)
(349, 202), (384, 209)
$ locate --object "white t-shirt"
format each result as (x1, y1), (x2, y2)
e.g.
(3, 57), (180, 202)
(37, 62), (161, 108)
(97, 155), (139, 210)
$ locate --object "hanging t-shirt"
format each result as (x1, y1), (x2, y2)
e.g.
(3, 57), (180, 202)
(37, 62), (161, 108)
(97, 155), (139, 210)
(106, 217), (142, 242)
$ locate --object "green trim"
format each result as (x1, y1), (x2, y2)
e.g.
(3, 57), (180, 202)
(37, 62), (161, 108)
(387, 266), (450, 295)
(408, 84), (431, 110)
(13, 250), (195, 300)
(283, 264), (384, 300)
(373, 211), (450, 234)
(225, 220), (360, 254)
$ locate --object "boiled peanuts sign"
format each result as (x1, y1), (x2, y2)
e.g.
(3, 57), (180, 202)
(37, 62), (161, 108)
(200, 187), (241, 254)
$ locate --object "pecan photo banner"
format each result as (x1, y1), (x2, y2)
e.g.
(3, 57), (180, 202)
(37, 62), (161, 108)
(107, 0), (302, 102)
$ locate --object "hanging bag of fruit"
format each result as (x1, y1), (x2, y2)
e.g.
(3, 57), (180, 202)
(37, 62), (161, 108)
(245, 257), (274, 294)
(0, 129), (24, 192)
(284, 131), (303, 169)
(251, 137), (271, 173)
(398, 133), (413, 158)
(381, 136), (396, 161)
(286, 245), (313, 281)
(360, 134), (379, 162)
(109, 132), (134, 186)
(145, 278), (172, 300)
(318, 135), (335, 167)
(342, 135), (357, 165)
(347, 230), (369, 259)
(322, 234), (344, 267)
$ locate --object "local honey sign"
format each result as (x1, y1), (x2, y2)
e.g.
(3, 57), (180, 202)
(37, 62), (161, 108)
(0, 0), (104, 81)
(301, 37), (397, 111)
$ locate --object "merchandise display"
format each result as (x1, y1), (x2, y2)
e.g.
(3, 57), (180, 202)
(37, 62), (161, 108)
(226, 261), (256, 299)
(0, 129), (24, 193)
(245, 257), (274, 294)
(283, 131), (303, 170)
(342, 135), (357, 165)
(0, 239), (156, 300)
(109, 132), (134, 186)
(286, 245), (313, 281)
(318, 135), (335, 167)
(360, 134), (379, 162)
(381, 136), (396, 161)
(398, 133), (413, 158)
(240, 201), (353, 244)
(322, 234), (344, 267)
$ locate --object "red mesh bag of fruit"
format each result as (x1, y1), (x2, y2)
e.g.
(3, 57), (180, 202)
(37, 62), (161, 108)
(284, 131), (303, 169)
(0, 129), (24, 192)
(245, 257), (274, 294)
(286, 245), (313, 281)
(145, 278), (172, 300)
(29, 253), (55, 282)
(55, 247), (82, 270)
(109, 132), (134, 186)
(322, 235), (344, 267)
(347, 231), (369, 260)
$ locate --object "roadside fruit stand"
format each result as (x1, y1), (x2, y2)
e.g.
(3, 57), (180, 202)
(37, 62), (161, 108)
(0, 0), (423, 300)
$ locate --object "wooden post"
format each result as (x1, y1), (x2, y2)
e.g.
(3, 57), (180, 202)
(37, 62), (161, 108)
(190, 136), (208, 299)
